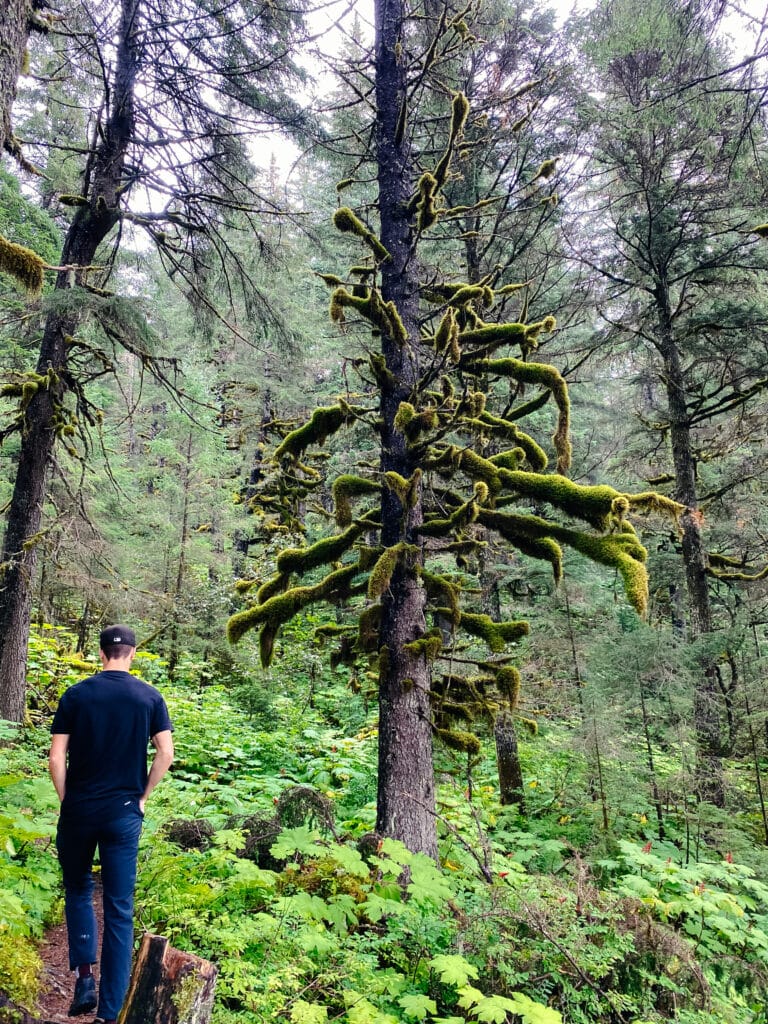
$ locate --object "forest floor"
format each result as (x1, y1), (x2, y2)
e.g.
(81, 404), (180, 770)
(36, 878), (103, 1024)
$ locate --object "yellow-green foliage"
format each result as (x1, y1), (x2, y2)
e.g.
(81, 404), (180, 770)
(416, 172), (439, 231)
(419, 494), (479, 537)
(403, 630), (443, 661)
(333, 207), (391, 262)
(458, 321), (527, 351)
(330, 286), (407, 344)
(436, 727), (481, 755)
(358, 603), (382, 651)
(227, 564), (360, 661)
(471, 356), (571, 472)
(479, 508), (649, 614)
(453, 610), (529, 652)
(332, 474), (380, 527)
(275, 404), (352, 461)
(497, 472), (619, 530)
(257, 574), (289, 604)
(368, 543), (405, 600)
(0, 234), (45, 294)
(472, 413), (548, 470)
(234, 578), (257, 594)
(277, 523), (364, 576)
(456, 448), (502, 495)
(433, 308), (459, 356)
(316, 272), (344, 287)
(532, 158), (558, 181)
(433, 92), (470, 189)
(420, 568), (461, 626)
(495, 665), (521, 709)
(0, 930), (42, 1008)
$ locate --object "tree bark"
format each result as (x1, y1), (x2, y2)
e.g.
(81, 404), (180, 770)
(657, 295), (725, 807)
(373, 0), (437, 859)
(119, 933), (217, 1024)
(494, 710), (526, 810)
(0, 0), (141, 721)
(0, 0), (31, 157)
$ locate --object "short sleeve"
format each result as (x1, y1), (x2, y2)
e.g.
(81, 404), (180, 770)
(150, 694), (173, 737)
(51, 690), (74, 734)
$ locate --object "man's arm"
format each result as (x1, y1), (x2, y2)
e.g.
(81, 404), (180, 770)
(139, 730), (174, 813)
(49, 733), (69, 802)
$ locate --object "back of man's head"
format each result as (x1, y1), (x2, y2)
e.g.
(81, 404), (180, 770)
(99, 624), (137, 662)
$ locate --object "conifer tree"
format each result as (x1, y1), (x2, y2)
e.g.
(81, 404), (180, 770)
(228, 0), (679, 856)
(571, 0), (768, 804)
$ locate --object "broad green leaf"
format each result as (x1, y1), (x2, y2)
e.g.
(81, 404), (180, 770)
(430, 954), (480, 987)
(398, 994), (437, 1020)
(291, 1001), (328, 1024)
(270, 826), (324, 858)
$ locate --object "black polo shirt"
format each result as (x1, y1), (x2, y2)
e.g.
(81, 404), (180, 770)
(51, 670), (173, 819)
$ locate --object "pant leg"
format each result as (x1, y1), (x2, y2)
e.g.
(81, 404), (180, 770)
(56, 816), (99, 969)
(96, 805), (143, 1021)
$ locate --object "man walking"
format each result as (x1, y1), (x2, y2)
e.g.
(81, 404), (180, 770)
(49, 625), (174, 1023)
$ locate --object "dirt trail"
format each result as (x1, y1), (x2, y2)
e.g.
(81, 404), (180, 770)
(36, 877), (103, 1024)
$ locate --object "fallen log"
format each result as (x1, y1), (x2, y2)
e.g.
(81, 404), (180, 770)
(119, 933), (217, 1024)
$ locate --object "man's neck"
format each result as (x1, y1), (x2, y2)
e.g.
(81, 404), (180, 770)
(101, 657), (134, 672)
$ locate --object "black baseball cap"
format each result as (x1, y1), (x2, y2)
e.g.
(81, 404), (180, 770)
(99, 624), (137, 649)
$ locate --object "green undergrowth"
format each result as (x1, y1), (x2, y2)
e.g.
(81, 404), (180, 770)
(0, 624), (766, 1023)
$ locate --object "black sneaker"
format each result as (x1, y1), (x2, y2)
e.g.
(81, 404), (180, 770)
(68, 974), (97, 1016)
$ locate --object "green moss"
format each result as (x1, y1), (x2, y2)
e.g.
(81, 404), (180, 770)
(750, 223), (768, 238)
(532, 158), (558, 181)
(333, 207), (391, 262)
(433, 308), (459, 355)
(470, 357), (571, 471)
(368, 543), (404, 600)
(277, 523), (365, 576)
(456, 448), (502, 495)
(403, 630), (443, 661)
(496, 665), (521, 709)
(316, 272), (344, 287)
(332, 474), (380, 527)
(227, 564), (360, 662)
(519, 717), (539, 736)
(435, 727), (481, 755)
(234, 578), (257, 594)
(470, 413), (548, 471)
(275, 404), (353, 461)
(358, 603), (382, 651)
(496, 472), (618, 530)
(0, 233), (44, 294)
(626, 491), (683, 521)
(458, 611), (529, 652)
(420, 568), (461, 626)
(415, 172), (439, 231)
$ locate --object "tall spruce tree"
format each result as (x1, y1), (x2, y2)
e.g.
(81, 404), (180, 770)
(228, 0), (679, 855)
(571, 0), (768, 804)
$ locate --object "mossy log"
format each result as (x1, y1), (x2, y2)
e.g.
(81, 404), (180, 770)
(119, 934), (217, 1024)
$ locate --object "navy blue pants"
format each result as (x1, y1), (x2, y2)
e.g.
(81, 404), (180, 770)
(56, 804), (143, 1021)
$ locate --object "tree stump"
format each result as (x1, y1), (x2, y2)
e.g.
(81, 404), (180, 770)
(119, 934), (217, 1024)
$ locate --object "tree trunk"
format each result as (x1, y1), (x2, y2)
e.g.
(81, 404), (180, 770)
(658, 297), (726, 807)
(119, 933), (217, 1024)
(0, 0), (141, 722)
(494, 710), (525, 810)
(373, 0), (437, 859)
(0, 0), (30, 158)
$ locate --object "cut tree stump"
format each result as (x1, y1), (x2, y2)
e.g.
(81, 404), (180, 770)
(119, 933), (217, 1024)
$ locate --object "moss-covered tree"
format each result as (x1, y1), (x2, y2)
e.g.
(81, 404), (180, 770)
(227, 1), (679, 857)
